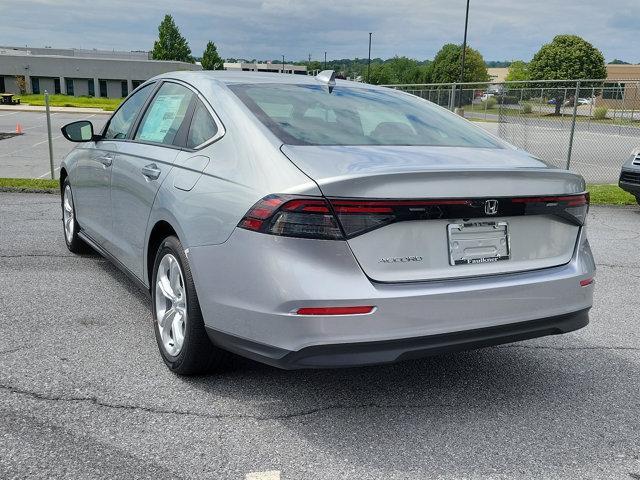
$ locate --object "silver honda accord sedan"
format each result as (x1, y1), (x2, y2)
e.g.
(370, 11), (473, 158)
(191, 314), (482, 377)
(59, 70), (595, 374)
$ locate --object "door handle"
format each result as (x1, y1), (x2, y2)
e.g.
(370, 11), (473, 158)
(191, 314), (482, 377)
(141, 163), (161, 180)
(96, 153), (114, 167)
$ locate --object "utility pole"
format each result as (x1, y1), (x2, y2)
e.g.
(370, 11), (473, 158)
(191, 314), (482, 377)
(324, 51), (327, 70)
(457, 0), (471, 113)
(282, 55), (285, 74)
(367, 32), (372, 83)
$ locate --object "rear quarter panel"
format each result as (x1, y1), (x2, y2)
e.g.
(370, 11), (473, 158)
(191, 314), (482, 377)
(144, 79), (321, 284)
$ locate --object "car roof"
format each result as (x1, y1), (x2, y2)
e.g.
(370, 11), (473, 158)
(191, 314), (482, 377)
(153, 70), (384, 89)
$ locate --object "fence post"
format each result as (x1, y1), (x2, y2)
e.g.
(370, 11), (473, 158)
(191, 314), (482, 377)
(449, 83), (457, 111)
(44, 91), (55, 180)
(566, 80), (580, 170)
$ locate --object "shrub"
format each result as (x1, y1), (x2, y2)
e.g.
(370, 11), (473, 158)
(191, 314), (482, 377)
(593, 107), (608, 120)
(521, 103), (533, 114)
(482, 97), (498, 109)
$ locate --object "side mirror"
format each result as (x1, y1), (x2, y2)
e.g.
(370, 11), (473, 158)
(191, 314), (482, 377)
(61, 120), (96, 142)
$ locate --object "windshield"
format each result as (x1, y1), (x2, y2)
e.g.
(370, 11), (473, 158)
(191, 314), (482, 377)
(229, 83), (503, 148)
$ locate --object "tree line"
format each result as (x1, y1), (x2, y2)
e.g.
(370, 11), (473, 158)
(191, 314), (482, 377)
(150, 14), (612, 94)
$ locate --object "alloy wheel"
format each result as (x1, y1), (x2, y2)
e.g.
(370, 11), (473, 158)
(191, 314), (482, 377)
(63, 184), (75, 244)
(155, 253), (188, 356)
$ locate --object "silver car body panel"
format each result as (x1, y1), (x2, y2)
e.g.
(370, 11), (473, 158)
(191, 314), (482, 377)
(187, 227), (593, 352)
(59, 70), (595, 368)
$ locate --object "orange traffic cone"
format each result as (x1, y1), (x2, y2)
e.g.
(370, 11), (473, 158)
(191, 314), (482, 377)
(15, 123), (23, 134)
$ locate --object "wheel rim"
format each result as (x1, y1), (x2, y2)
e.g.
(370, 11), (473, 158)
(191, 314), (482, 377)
(63, 184), (75, 244)
(155, 253), (187, 357)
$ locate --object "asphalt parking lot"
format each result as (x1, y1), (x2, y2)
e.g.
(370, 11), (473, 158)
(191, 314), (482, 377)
(1, 192), (639, 479)
(0, 110), (108, 178)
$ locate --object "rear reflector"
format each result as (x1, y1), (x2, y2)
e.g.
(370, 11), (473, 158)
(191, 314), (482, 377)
(296, 306), (375, 315)
(580, 277), (594, 287)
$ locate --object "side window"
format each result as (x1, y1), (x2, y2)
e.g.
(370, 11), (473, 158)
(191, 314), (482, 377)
(103, 84), (153, 140)
(186, 101), (218, 149)
(135, 83), (194, 146)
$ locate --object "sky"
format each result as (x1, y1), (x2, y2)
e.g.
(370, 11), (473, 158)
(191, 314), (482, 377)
(1, 0), (638, 63)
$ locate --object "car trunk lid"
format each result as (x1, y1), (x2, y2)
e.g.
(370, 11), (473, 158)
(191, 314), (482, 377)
(280, 145), (586, 282)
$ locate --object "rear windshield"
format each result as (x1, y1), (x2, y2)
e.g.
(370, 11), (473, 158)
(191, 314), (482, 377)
(229, 83), (502, 148)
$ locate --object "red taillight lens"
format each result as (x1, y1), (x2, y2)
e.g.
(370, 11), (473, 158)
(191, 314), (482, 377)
(329, 198), (474, 238)
(296, 306), (375, 315)
(238, 192), (590, 240)
(511, 192), (589, 225)
(238, 195), (343, 240)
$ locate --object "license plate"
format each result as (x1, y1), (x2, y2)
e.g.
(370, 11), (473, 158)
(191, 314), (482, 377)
(447, 221), (510, 266)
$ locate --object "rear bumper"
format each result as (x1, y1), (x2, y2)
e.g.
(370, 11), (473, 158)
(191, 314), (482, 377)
(206, 308), (589, 369)
(619, 179), (640, 197)
(189, 226), (595, 368)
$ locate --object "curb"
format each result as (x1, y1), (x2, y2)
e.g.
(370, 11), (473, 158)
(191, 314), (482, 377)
(0, 187), (58, 194)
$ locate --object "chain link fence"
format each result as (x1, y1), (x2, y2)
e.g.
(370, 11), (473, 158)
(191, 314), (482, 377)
(386, 79), (640, 183)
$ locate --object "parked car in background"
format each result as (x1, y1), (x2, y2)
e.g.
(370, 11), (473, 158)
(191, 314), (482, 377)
(578, 97), (593, 105)
(619, 149), (640, 205)
(59, 70), (595, 374)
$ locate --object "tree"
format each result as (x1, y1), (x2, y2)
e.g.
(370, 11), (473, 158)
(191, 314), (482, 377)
(505, 60), (529, 82)
(608, 58), (630, 65)
(429, 43), (490, 84)
(15, 75), (26, 94)
(367, 56), (429, 85)
(201, 41), (223, 70)
(528, 35), (606, 114)
(151, 15), (194, 63)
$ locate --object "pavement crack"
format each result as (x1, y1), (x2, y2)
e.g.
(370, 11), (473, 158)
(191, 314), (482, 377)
(0, 346), (26, 355)
(598, 263), (640, 269)
(0, 383), (451, 421)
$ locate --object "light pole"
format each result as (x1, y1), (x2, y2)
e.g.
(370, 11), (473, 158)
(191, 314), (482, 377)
(367, 32), (372, 83)
(457, 0), (470, 111)
(324, 51), (327, 70)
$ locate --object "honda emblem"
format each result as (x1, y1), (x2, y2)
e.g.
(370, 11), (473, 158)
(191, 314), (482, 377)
(484, 199), (499, 215)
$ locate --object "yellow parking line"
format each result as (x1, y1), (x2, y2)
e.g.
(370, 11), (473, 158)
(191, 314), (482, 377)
(245, 471), (281, 480)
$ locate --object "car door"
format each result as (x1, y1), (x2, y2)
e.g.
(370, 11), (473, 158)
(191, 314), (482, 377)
(73, 83), (154, 246)
(109, 81), (196, 280)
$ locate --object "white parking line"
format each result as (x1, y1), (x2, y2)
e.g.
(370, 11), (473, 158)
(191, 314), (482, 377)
(0, 111), (19, 117)
(37, 166), (61, 179)
(245, 471), (281, 480)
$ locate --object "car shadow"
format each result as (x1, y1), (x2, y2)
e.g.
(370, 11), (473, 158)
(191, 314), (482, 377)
(183, 343), (639, 475)
(89, 247), (640, 476)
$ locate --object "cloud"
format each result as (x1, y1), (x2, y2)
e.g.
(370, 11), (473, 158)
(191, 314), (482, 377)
(0, 0), (638, 63)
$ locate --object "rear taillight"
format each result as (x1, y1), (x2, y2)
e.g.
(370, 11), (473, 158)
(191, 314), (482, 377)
(238, 192), (590, 240)
(329, 198), (473, 237)
(238, 195), (343, 240)
(511, 193), (589, 225)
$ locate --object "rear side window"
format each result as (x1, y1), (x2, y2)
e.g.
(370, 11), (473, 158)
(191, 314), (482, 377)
(103, 84), (153, 140)
(186, 101), (218, 149)
(135, 82), (194, 145)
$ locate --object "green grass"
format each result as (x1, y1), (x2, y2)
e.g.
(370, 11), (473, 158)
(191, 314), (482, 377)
(0, 177), (59, 192)
(16, 94), (122, 111)
(0, 178), (636, 206)
(587, 184), (636, 205)
(465, 104), (640, 127)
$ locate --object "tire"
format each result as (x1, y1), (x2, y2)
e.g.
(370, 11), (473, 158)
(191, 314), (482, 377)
(61, 178), (90, 254)
(151, 235), (231, 374)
